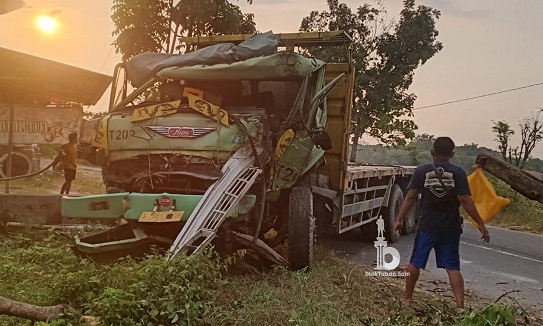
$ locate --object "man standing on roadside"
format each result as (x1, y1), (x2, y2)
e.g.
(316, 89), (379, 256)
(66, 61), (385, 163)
(55, 132), (78, 195)
(393, 136), (490, 309)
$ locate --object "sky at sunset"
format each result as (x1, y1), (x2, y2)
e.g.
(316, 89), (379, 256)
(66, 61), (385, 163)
(1, 0), (542, 156)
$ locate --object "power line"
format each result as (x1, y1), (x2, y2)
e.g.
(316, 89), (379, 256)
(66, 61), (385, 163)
(100, 46), (113, 73)
(414, 82), (543, 110)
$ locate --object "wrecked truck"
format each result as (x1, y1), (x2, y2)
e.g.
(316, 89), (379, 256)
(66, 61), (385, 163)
(62, 31), (418, 270)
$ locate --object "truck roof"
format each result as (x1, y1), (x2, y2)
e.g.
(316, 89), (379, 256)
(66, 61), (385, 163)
(126, 31), (340, 87)
(157, 52), (325, 81)
(0, 47), (112, 106)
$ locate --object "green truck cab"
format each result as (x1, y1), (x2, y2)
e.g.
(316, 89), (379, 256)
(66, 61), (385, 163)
(63, 31), (417, 270)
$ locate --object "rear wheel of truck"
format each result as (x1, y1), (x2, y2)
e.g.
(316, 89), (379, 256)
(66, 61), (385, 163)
(401, 196), (418, 235)
(288, 186), (314, 271)
(384, 184), (403, 243)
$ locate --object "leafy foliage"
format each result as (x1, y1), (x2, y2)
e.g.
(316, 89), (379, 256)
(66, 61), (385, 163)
(171, 0), (256, 49)
(0, 230), (221, 326)
(300, 0), (443, 159)
(491, 110), (543, 168)
(111, 0), (256, 61)
(354, 132), (543, 173)
(111, 0), (172, 61)
(492, 120), (514, 161)
(457, 303), (517, 326)
(86, 254), (221, 326)
(376, 302), (521, 326)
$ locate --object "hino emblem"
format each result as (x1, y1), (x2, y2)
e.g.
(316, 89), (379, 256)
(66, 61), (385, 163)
(146, 125), (216, 138)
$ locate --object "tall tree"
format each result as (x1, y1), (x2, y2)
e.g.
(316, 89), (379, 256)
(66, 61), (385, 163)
(111, 0), (172, 62)
(111, 0), (256, 62)
(491, 110), (543, 168)
(492, 120), (514, 161)
(410, 133), (435, 151)
(300, 0), (442, 161)
(518, 110), (543, 168)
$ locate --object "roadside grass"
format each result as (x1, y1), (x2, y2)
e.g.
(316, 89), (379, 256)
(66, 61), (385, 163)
(488, 176), (543, 234)
(0, 229), (534, 326)
(206, 247), (533, 326)
(205, 247), (450, 326)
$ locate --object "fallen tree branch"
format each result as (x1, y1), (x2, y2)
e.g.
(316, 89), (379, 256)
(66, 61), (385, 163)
(476, 154), (543, 203)
(493, 289), (521, 303)
(5, 222), (98, 230)
(0, 295), (71, 322)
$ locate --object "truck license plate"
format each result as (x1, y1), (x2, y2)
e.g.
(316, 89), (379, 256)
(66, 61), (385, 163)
(138, 211), (184, 223)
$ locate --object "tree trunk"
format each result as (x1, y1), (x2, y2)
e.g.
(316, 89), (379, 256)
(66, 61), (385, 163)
(0, 296), (70, 322)
(476, 154), (543, 204)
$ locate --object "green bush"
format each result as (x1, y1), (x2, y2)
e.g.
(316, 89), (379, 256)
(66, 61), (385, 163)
(457, 303), (518, 326)
(0, 230), (222, 326)
(85, 253), (221, 326)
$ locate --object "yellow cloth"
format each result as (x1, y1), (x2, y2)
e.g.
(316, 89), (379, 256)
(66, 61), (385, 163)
(61, 143), (78, 170)
(467, 167), (509, 228)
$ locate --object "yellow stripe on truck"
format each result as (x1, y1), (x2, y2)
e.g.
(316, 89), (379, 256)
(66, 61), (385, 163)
(187, 94), (229, 126)
(130, 100), (181, 122)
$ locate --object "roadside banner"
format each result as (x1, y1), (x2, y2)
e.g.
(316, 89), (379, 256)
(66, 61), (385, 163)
(0, 104), (83, 144)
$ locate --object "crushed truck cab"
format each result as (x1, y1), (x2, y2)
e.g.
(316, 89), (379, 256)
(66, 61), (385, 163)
(65, 31), (418, 270)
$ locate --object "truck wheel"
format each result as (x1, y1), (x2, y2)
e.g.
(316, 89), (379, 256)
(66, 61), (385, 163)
(383, 184), (403, 243)
(288, 186), (314, 271)
(401, 198), (418, 235)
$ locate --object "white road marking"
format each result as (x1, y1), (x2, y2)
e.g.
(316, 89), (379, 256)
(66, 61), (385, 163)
(460, 241), (543, 264)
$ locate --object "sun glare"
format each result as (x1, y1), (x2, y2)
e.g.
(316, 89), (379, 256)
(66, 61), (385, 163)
(37, 16), (57, 33)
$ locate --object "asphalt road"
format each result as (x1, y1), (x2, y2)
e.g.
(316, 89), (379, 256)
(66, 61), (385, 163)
(321, 224), (543, 315)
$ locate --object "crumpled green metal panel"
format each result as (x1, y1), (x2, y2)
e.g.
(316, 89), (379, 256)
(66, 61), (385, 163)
(157, 52), (325, 81)
(269, 130), (317, 191)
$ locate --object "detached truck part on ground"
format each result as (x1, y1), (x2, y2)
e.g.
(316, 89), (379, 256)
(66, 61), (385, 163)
(62, 31), (418, 270)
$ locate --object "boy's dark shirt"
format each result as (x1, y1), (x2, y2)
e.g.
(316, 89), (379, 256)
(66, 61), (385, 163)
(407, 159), (470, 233)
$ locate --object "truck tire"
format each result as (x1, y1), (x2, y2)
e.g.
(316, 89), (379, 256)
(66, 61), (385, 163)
(288, 186), (314, 271)
(383, 184), (403, 243)
(401, 197), (418, 235)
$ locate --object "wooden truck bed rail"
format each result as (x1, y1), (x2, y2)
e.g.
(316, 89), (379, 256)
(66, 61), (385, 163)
(178, 31), (352, 48)
(344, 163), (415, 190)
